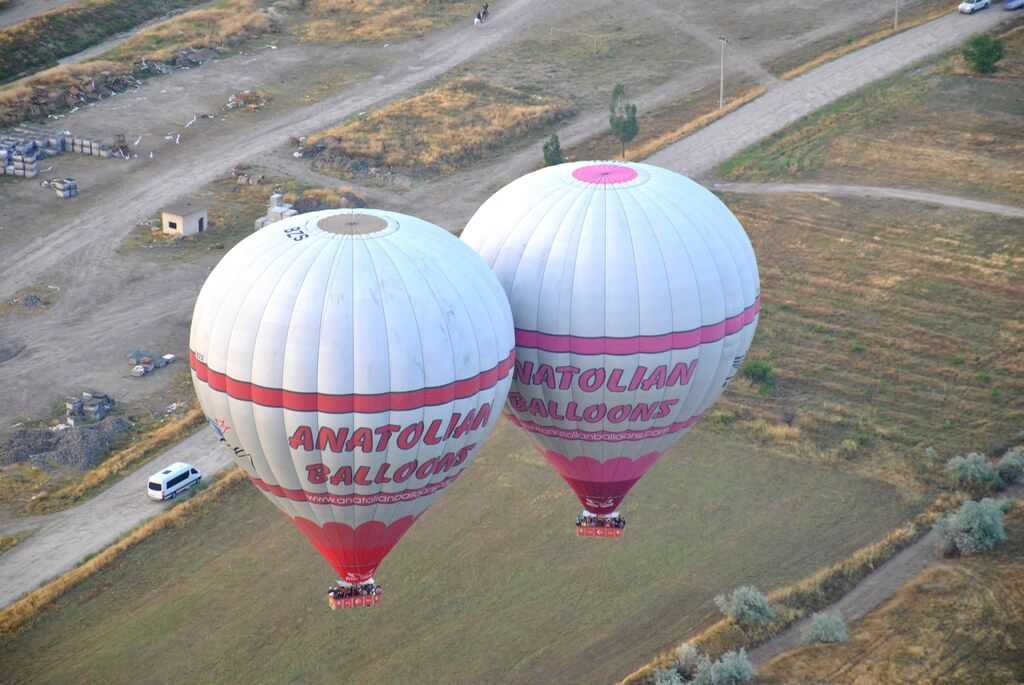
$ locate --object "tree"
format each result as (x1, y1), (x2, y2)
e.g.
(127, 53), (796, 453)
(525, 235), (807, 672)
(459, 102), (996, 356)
(934, 497), (1008, 556)
(609, 83), (639, 159)
(692, 649), (756, 685)
(997, 447), (1024, 484)
(800, 611), (848, 645)
(653, 667), (684, 685)
(542, 133), (564, 166)
(962, 34), (1005, 75)
(714, 585), (775, 627)
(945, 453), (1002, 495)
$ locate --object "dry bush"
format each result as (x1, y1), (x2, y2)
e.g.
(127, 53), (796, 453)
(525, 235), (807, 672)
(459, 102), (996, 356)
(298, 0), (475, 42)
(0, 468), (246, 643)
(309, 76), (570, 174)
(25, 406), (205, 514)
(285, 186), (368, 211)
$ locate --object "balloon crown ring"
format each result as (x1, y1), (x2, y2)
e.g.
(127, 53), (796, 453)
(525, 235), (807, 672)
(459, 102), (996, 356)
(571, 163), (639, 185)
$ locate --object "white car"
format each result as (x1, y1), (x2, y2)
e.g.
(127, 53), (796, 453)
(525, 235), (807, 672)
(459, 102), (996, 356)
(147, 462), (202, 500)
(959, 0), (990, 12)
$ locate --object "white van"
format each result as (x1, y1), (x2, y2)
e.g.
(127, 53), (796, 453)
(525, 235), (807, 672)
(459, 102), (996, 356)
(147, 462), (202, 500)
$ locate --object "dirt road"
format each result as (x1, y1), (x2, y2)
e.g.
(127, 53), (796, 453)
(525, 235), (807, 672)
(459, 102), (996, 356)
(711, 181), (1024, 218)
(0, 429), (228, 608)
(749, 483), (1024, 665)
(648, 10), (1009, 177)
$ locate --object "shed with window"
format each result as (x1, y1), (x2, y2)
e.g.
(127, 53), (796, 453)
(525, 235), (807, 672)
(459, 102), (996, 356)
(161, 200), (209, 237)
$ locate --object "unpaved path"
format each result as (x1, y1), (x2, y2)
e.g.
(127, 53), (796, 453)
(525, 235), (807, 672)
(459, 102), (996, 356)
(749, 482), (1024, 666)
(711, 181), (1024, 218)
(648, 10), (1009, 177)
(0, 429), (227, 608)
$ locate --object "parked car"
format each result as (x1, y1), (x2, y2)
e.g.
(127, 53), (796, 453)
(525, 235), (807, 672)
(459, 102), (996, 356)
(958, 0), (990, 12)
(147, 462), (202, 500)
(1003, 0), (1023, 10)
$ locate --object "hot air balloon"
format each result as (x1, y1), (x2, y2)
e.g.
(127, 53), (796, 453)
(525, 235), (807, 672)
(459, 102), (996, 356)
(190, 209), (515, 605)
(461, 162), (759, 535)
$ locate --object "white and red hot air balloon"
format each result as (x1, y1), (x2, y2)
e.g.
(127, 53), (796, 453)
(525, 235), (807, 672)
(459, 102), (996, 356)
(190, 209), (514, 606)
(461, 162), (759, 535)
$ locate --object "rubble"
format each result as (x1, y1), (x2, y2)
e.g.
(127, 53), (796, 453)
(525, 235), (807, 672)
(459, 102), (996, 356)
(226, 89), (268, 111)
(1, 416), (131, 471)
(254, 193), (298, 230)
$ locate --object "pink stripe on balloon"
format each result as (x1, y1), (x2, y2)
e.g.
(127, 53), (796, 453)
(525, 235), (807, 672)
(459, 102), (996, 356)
(514, 297), (759, 355)
(503, 411), (704, 442)
(571, 163), (639, 185)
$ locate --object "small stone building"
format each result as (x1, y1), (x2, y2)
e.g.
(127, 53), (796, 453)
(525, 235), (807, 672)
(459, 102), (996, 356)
(161, 200), (209, 237)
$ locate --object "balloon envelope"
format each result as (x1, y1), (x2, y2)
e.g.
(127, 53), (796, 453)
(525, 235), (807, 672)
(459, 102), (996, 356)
(461, 162), (759, 515)
(191, 210), (515, 582)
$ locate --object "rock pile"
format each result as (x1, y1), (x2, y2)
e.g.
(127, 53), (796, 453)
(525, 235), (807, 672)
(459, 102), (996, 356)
(1, 416), (131, 471)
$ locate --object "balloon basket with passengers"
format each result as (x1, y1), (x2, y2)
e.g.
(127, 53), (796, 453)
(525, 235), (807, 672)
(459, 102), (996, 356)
(327, 579), (382, 611)
(575, 511), (626, 538)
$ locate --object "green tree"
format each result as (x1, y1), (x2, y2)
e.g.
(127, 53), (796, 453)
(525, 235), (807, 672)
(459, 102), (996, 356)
(962, 34), (1005, 75)
(542, 133), (564, 166)
(693, 649), (756, 685)
(800, 611), (848, 645)
(714, 585), (775, 627)
(934, 497), (1008, 557)
(996, 447), (1023, 484)
(945, 453), (1002, 496)
(609, 83), (639, 159)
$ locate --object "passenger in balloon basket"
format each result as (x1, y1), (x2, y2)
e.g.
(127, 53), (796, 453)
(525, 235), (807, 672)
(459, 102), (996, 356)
(327, 578), (382, 611)
(575, 511), (626, 538)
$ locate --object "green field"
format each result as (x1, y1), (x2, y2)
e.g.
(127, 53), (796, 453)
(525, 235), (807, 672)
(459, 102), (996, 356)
(0, 423), (916, 685)
(720, 25), (1024, 206)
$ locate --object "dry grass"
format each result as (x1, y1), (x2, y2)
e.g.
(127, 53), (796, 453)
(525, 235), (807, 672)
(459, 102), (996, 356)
(721, 24), (1024, 207)
(24, 406), (205, 515)
(618, 496), (958, 684)
(0, 529), (33, 557)
(704, 193), (1024, 491)
(309, 76), (571, 175)
(296, 0), (476, 43)
(0, 468), (245, 644)
(758, 506), (1024, 684)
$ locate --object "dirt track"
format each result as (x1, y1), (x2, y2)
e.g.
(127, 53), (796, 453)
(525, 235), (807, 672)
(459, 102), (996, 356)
(711, 181), (1024, 218)
(749, 483), (1024, 666)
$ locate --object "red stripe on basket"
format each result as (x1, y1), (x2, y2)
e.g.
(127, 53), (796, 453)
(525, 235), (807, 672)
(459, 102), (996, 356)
(190, 348), (515, 413)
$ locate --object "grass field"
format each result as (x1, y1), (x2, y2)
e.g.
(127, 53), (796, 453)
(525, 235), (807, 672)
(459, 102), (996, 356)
(0, 423), (918, 685)
(294, 0), (477, 43)
(705, 193), (1024, 490)
(758, 506), (1024, 684)
(309, 76), (571, 177)
(720, 25), (1024, 206)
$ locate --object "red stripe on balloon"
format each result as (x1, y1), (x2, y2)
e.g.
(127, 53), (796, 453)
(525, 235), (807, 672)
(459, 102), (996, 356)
(514, 297), (759, 355)
(503, 412), (704, 442)
(291, 514), (420, 584)
(247, 473), (462, 506)
(189, 348), (515, 413)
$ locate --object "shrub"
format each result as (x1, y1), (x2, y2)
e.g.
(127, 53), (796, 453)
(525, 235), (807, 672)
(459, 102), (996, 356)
(962, 34), (1005, 74)
(934, 497), (1008, 556)
(800, 610), (848, 645)
(945, 453), (1002, 494)
(653, 667), (684, 685)
(693, 649), (756, 685)
(714, 585), (775, 627)
(996, 448), (1024, 484)
(740, 358), (776, 394)
(542, 133), (564, 166)
(676, 642), (702, 679)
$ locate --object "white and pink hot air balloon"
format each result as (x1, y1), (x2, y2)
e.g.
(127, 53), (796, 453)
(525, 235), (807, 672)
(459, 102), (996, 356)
(190, 209), (514, 605)
(461, 162), (759, 535)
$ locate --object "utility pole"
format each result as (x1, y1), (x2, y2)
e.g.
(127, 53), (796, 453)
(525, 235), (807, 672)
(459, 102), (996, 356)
(894, 0), (899, 30)
(718, 36), (729, 111)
